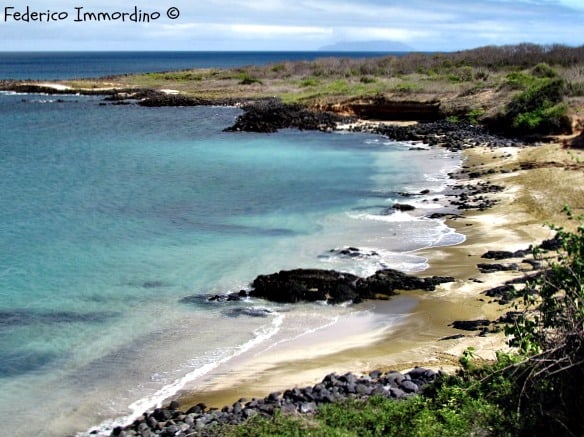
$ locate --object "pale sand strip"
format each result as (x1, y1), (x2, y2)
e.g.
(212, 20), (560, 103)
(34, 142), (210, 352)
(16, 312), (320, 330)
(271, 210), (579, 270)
(175, 141), (584, 410)
(36, 82), (73, 91)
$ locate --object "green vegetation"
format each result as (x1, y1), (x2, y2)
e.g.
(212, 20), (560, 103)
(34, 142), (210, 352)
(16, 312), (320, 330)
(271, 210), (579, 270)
(225, 389), (506, 437)
(214, 212), (584, 436)
(495, 64), (571, 134)
(237, 73), (263, 85)
(61, 44), (584, 131)
(502, 208), (584, 433)
(299, 77), (320, 87)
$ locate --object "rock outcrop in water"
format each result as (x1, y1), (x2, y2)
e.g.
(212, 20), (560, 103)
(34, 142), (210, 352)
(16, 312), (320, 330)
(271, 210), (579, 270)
(182, 268), (455, 306)
(249, 268), (455, 304)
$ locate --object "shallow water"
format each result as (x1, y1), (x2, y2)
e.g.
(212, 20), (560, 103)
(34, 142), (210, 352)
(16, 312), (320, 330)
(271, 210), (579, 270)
(0, 92), (463, 436)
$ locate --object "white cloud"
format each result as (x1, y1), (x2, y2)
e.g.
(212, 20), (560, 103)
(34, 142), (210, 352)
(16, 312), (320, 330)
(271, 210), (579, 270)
(230, 24), (333, 38)
(154, 22), (333, 40)
(333, 27), (433, 42)
(305, 0), (456, 23)
(1, 0), (582, 51)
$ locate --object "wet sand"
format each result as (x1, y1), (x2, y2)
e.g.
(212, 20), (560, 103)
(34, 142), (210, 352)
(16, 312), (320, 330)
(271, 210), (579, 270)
(175, 140), (584, 411)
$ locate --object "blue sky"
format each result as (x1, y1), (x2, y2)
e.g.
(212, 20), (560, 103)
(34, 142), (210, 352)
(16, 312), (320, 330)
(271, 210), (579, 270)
(1, 0), (582, 51)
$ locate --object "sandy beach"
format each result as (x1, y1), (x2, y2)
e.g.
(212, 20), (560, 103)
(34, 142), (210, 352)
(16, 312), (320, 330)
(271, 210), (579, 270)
(172, 137), (584, 412)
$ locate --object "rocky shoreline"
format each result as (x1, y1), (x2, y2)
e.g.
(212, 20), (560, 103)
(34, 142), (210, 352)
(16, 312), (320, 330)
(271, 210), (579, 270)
(4, 83), (558, 436)
(96, 100), (551, 436)
(107, 367), (440, 437)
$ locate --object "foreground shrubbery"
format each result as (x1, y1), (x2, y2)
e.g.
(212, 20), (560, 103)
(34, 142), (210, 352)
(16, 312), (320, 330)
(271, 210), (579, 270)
(221, 212), (584, 436)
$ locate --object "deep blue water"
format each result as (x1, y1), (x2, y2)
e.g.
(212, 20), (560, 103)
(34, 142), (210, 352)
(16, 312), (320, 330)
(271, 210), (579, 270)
(0, 51), (400, 80)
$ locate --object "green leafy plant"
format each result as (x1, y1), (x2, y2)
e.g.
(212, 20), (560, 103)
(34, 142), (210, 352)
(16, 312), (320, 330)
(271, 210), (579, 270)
(502, 208), (584, 434)
(459, 346), (476, 369)
(238, 73), (263, 85)
(503, 75), (571, 134)
(299, 77), (319, 87)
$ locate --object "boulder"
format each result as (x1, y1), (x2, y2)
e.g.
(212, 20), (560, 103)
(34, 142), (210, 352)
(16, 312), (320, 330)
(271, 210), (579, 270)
(484, 284), (516, 304)
(392, 203), (416, 212)
(450, 319), (491, 331)
(356, 269), (454, 299)
(249, 269), (359, 304)
(477, 263), (519, 273)
(250, 268), (454, 304)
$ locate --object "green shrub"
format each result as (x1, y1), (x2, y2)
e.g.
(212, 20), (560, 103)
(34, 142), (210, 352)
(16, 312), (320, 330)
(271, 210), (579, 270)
(360, 76), (376, 84)
(271, 64), (286, 73)
(299, 77), (319, 87)
(502, 210), (584, 434)
(503, 76), (570, 134)
(224, 391), (507, 437)
(512, 102), (568, 131)
(324, 79), (350, 94)
(238, 74), (263, 85)
(532, 62), (558, 78)
(467, 108), (485, 124)
(504, 71), (537, 90)
(392, 82), (420, 93)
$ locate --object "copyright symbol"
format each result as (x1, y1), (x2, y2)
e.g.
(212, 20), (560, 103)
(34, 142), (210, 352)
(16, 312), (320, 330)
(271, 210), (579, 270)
(166, 7), (180, 19)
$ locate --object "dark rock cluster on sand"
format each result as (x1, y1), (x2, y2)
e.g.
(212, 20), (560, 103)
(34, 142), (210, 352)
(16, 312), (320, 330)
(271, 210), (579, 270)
(107, 367), (440, 437)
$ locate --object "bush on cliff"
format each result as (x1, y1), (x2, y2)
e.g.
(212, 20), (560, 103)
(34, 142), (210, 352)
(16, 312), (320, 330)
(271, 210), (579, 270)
(490, 65), (571, 135)
(506, 76), (570, 133)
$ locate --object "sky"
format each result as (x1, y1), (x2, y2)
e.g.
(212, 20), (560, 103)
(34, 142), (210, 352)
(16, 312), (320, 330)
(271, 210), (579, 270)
(0, 0), (582, 51)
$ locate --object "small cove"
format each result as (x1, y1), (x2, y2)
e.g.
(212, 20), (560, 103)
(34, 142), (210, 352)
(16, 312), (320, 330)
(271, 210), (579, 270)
(0, 92), (463, 436)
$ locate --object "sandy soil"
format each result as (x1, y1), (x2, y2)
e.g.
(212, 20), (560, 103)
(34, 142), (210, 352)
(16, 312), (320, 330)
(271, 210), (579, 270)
(174, 140), (584, 411)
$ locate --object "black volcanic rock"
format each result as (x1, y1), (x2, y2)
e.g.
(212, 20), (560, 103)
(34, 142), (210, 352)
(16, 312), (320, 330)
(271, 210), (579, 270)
(249, 269), (359, 304)
(225, 99), (353, 133)
(450, 319), (491, 331)
(392, 203), (416, 212)
(347, 120), (526, 152)
(356, 269), (454, 299)
(477, 263), (519, 273)
(110, 367), (443, 436)
(484, 284), (516, 305)
(249, 268), (454, 304)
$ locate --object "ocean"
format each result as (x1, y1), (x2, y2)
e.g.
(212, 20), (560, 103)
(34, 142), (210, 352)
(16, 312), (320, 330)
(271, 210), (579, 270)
(0, 51), (400, 80)
(0, 53), (463, 436)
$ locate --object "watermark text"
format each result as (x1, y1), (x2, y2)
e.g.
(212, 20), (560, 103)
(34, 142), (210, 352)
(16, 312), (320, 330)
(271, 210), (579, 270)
(2, 6), (181, 23)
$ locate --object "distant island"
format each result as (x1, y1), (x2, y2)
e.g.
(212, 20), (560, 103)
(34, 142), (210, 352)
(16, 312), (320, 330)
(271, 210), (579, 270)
(319, 40), (414, 51)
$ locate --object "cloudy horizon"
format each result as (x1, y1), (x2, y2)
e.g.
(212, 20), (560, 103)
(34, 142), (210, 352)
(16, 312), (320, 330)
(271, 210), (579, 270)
(0, 0), (582, 51)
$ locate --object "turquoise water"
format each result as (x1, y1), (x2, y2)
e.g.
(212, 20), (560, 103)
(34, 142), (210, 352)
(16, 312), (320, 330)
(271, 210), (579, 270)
(0, 92), (463, 435)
